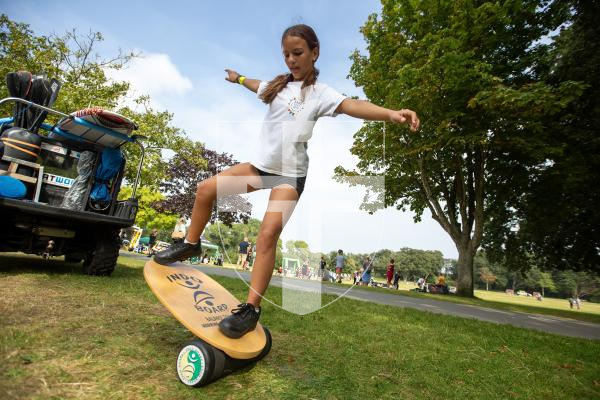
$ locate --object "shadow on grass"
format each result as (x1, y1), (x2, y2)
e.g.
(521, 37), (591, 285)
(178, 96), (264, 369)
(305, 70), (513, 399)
(0, 252), (141, 279)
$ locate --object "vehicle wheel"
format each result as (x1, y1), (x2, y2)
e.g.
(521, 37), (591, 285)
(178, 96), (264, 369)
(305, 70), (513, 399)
(64, 255), (84, 263)
(83, 229), (120, 276)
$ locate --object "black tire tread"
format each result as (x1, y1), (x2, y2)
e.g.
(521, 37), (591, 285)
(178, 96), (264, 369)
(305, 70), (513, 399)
(83, 229), (120, 276)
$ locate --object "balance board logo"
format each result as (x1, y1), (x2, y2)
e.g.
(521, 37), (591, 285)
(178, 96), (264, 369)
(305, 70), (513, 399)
(177, 345), (205, 386)
(166, 272), (228, 314)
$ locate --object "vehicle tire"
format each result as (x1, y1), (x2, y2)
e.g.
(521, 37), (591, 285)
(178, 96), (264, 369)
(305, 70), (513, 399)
(64, 254), (84, 263)
(83, 229), (120, 276)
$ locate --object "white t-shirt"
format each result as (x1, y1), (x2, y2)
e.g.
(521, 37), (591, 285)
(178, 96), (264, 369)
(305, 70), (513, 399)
(252, 80), (346, 177)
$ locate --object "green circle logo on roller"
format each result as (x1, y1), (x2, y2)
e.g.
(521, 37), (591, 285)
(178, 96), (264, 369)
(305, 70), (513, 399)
(177, 345), (206, 386)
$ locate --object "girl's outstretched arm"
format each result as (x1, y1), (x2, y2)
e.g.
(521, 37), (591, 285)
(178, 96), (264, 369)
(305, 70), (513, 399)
(336, 98), (420, 131)
(225, 69), (261, 93)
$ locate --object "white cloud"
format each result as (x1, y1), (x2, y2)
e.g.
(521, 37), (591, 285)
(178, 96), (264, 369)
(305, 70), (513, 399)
(106, 52), (193, 101)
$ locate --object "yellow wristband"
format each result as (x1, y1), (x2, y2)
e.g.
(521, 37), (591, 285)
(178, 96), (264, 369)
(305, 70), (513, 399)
(238, 75), (246, 85)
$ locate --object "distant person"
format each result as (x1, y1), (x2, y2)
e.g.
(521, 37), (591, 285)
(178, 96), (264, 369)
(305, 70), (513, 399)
(361, 257), (372, 286)
(335, 249), (345, 283)
(437, 274), (446, 286)
(436, 274), (448, 294)
(320, 255), (326, 278)
(243, 242), (254, 270)
(237, 237), (250, 267)
(147, 228), (158, 257)
(386, 259), (395, 288)
(393, 271), (400, 290)
(171, 218), (187, 244)
(417, 277), (426, 291)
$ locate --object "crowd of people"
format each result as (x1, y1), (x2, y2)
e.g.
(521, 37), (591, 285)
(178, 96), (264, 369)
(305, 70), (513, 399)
(135, 222), (585, 309)
(145, 222), (448, 293)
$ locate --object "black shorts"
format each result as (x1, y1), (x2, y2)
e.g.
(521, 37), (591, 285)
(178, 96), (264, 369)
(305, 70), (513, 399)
(255, 167), (306, 197)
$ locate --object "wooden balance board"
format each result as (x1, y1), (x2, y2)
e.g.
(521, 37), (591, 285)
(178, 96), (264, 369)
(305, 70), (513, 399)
(144, 260), (267, 359)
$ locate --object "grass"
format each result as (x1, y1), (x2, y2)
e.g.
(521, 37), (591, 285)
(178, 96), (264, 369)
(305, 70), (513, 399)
(351, 278), (600, 325)
(1, 253), (599, 399)
(207, 261), (600, 323)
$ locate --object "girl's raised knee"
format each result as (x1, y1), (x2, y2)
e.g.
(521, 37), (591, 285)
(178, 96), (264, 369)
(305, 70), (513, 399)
(195, 180), (216, 200)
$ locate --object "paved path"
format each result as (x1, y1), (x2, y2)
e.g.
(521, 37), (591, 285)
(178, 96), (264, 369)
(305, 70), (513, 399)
(124, 253), (600, 340)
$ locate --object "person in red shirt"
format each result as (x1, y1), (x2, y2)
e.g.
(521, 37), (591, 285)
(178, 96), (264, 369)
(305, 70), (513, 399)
(386, 259), (395, 288)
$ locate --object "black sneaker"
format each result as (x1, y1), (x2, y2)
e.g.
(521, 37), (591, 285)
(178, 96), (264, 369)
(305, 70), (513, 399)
(153, 242), (202, 265)
(219, 303), (261, 339)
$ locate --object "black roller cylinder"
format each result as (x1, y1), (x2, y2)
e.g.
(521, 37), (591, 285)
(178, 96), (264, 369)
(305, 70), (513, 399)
(221, 326), (272, 375)
(176, 327), (272, 388)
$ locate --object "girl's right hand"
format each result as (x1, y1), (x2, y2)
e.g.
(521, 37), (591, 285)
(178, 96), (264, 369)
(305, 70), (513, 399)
(224, 69), (240, 83)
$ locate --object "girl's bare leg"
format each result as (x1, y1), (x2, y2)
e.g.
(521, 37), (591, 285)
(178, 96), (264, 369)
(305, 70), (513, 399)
(246, 186), (300, 307)
(186, 162), (263, 242)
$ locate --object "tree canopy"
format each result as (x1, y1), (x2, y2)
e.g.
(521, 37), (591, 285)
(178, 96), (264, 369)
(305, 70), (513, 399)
(480, 0), (600, 272)
(0, 15), (191, 189)
(337, 0), (592, 296)
(155, 141), (252, 226)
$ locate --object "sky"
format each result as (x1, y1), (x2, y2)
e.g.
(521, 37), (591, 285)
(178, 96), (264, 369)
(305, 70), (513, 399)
(4, 0), (458, 259)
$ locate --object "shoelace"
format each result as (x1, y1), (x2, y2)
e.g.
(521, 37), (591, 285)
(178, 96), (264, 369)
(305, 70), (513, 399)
(173, 242), (195, 250)
(231, 303), (259, 318)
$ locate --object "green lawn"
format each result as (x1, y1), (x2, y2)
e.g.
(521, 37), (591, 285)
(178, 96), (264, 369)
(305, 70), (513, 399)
(1, 253), (600, 400)
(210, 263), (600, 323)
(352, 278), (600, 324)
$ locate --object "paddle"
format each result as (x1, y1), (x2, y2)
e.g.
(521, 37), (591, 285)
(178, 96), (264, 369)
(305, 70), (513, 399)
(30, 78), (61, 134)
(17, 71), (33, 128)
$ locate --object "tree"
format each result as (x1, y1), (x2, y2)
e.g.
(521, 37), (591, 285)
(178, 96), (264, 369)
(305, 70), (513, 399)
(481, 1), (600, 272)
(283, 240), (311, 265)
(118, 99), (191, 190)
(392, 248), (442, 282)
(0, 15), (132, 117)
(555, 270), (600, 299)
(523, 267), (555, 296)
(118, 186), (176, 234)
(337, 0), (576, 296)
(538, 272), (556, 297)
(0, 15), (192, 189)
(156, 141), (251, 226)
(478, 267), (497, 291)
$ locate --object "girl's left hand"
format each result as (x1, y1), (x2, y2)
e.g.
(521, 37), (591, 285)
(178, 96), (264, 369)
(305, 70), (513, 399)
(224, 68), (240, 83)
(390, 109), (420, 131)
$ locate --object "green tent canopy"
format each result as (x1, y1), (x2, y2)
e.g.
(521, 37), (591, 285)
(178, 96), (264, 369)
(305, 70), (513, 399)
(201, 241), (219, 251)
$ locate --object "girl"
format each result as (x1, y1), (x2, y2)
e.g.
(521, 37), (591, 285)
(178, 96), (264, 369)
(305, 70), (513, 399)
(154, 24), (419, 339)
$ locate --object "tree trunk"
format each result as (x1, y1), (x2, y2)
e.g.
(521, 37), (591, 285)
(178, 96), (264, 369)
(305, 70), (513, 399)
(542, 287), (545, 297)
(486, 282), (489, 291)
(456, 244), (475, 297)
